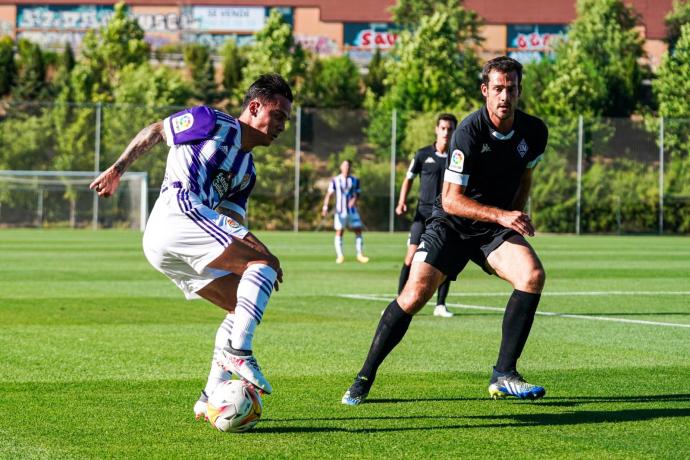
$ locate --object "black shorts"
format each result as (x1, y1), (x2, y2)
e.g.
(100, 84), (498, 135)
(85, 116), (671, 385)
(415, 219), (518, 280)
(407, 210), (430, 246)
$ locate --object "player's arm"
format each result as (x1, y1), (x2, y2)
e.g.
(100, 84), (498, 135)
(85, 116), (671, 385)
(321, 182), (334, 216)
(90, 121), (164, 197)
(397, 155), (421, 215)
(441, 182), (534, 236)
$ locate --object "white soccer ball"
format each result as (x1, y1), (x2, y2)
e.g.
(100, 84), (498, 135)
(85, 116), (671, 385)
(207, 380), (263, 433)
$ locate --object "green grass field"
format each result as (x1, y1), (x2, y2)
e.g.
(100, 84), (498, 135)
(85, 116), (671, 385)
(1, 229), (689, 459)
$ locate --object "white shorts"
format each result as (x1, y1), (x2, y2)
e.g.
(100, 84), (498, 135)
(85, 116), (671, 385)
(142, 191), (249, 300)
(334, 209), (363, 231)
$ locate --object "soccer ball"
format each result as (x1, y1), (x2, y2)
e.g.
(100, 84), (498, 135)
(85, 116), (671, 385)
(207, 380), (263, 433)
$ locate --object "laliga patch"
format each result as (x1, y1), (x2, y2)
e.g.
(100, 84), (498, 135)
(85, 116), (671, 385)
(449, 149), (465, 173)
(172, 113), (194, 134)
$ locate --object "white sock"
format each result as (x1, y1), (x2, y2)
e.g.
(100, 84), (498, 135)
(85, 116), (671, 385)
(335, 235), (344, 257)
(202, 313), (234, 399)
(355, 235), (364, 255)
(229, 264), (277, 351)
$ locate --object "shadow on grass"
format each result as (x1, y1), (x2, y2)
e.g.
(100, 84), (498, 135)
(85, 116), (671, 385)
(259, 395), (690, 434)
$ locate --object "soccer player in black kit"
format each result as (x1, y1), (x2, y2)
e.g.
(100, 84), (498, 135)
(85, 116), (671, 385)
(343, 56), (548, 405)
(396, 114), (458, 318)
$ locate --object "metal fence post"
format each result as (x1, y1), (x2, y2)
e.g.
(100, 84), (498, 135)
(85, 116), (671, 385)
(294, 106), (301, 233)
(92, 102), (102, 230)
(659, 117), (664, 235)
(576, 115), (583, 235)
(389, 109), (397, 233)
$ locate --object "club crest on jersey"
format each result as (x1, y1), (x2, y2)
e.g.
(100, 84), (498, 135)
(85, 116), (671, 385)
(449, 149), (465, 172)
(239, 173), (251, 190)
(517, 139), (529, 158)
(212, 169), (234, 196)
(172, 113), (194, 133)
(225, 217), (240, 229)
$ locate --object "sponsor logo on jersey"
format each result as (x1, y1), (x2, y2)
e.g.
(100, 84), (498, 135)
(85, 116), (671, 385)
(212, 169), (234, 197)
(449, 149), (465, 172)
(481, 143), (491, 153)
(424, 157), (436, 164)
(517, 139), (529, 157)
(172, 113), (194, 133)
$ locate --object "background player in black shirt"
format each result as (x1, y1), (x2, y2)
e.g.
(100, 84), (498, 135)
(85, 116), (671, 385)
(396, 113), (457, 318)
(343, 56), (548, 405)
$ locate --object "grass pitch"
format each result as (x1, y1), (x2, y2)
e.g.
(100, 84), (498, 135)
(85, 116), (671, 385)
(1, 230), (689, 459)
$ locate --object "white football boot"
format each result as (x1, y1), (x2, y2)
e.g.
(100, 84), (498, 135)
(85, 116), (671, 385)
(433, 304), (454, 318)
(218, 347), (273, 395)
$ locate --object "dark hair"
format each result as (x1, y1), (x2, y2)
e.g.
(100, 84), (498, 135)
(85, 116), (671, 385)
(241, 73), (293, 111)
(481, 56), (523, 86)
(437, 113), (458, 128)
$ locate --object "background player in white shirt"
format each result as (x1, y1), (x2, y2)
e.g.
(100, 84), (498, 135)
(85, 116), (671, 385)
(90, 74), (292, 421)
(321, 160), (370, 264)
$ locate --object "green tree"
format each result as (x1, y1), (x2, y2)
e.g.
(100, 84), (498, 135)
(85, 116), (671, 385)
(183, 43), (218, 104)
(391, 0), (482, 43)
(12, 39), (47, 102)
(239, 9), (306, 99)
(51, 43), (75, 98)
(0, 36), (16, 96)
(367, 5), (482, 152)
(363, 49), (386, 100)
(665, 0), (690, 51)
(302, 55), (363, 108)
(220, 38), (247, 105)
(654, 23), (690, 231)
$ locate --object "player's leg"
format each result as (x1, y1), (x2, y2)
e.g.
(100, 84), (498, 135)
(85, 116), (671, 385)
(334, 219), (345, 263)
(398, 243), (417, 294)
(353, 227), (369, 263)
(399, 218), (423, 293)
(342, 261), (444, 405)
(433, 278), (454, 318)
(193, 274), (239, 420)
(484, 234), (546, 399)
(200, 238), (280, 394)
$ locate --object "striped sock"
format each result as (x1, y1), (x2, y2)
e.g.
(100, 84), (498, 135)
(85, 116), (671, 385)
(335, 236), (344, 257)
(355, 235), (364, 255)
(203, 313), (234, 397)
(229, 264), (277, 351)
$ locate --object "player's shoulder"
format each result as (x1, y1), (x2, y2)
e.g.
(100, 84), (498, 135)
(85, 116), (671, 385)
(517, 109), (548, 138)
(456, 107), (484, 134)
(165, 105), (221, 145)
(415, 145), (435, 159)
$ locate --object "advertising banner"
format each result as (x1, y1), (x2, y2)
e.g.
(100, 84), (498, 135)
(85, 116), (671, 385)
(506, 24), (567, 63)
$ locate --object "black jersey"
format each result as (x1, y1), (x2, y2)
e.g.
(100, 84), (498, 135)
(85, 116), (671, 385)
(432, 106), (548, 236)
(406, 144), (447, 217)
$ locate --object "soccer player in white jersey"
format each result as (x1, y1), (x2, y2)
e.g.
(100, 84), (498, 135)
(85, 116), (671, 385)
(321, 159), (370, 264)
(90, 74), (292, 421)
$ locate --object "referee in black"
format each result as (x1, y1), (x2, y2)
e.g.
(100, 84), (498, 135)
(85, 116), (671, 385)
(343, 56), (548, 405)
(395, 113), (458, 318)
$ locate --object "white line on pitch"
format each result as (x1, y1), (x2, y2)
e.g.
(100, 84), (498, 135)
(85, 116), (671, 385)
(445, 291), (690, 297)
(339, 294), (690, 329)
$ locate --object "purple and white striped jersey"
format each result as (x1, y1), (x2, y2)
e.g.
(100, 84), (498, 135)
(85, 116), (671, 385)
(160, 106), (256, 218)
(328, 175), (361, 214)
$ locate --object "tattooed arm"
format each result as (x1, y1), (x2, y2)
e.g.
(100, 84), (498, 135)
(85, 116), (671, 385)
(89, 121), (165, 197)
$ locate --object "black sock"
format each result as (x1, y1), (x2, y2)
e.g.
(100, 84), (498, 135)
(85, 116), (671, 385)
(495, 290), (541, 373)
(436, 278), (450, 306)
(397, 264), (411, 294)
(359, 300), (413, 382)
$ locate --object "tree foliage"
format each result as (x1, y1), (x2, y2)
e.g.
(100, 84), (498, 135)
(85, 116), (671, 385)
(367, 4), (482, 152)
(0, 36), (16, 96)
(220, 38), (247, 105)
(302, 55), (363, 109)
(239, 9), (305, 99)
(183, 43), (218, 104)
(12, 39), (48, 102)
(665, 0), (690, 51)
(363, 49), (386, 100)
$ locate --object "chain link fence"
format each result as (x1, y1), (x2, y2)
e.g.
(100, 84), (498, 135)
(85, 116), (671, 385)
(1, 102), (688, 233)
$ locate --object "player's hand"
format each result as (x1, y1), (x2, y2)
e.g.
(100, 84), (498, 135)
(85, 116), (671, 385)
(321, 205), (328, 217)
(395, 202), (407, 215)
(498, 210), (535, 237)
(89, 166), (122, 198)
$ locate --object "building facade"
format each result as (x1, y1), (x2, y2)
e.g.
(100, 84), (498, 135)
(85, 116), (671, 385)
(0, 0), (674, 68)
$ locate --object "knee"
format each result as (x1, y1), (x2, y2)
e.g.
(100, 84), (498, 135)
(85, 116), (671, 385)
(249, 255), (280, 273)
(522, 267), (546, 292)
(397, 285), (433, 314)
